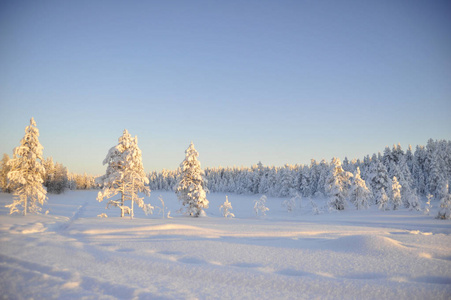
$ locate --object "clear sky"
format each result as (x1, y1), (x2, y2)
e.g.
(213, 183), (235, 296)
(1, 0), (450, 174)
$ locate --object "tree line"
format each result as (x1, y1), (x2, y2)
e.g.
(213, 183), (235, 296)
(149, 140), (451, 205)
(1, 154), (99, 194)
(2, 118), (450, 218)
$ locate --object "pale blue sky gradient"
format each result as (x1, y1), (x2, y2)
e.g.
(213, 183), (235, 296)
(1, 0), (450, 174)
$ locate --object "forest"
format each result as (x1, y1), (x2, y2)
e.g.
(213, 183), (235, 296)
(149, 139), (451, 203)
(1, 117), (450, 216)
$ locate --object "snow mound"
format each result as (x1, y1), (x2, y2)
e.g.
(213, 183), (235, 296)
(10, 222), (47, 234)
(321, 235), (408, 256)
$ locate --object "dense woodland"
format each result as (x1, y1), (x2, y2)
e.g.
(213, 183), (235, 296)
(2, 138), (451, 207)
(148, 139), (451, 203)
(0, 153), (97, 194)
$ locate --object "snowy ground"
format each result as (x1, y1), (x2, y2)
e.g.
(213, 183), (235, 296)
(0, 191), (450, 299)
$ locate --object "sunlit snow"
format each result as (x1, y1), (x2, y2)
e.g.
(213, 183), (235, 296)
(1, 191), (450, 299)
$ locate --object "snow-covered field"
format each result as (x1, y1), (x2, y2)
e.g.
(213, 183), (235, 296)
(0, 191), (450, 299)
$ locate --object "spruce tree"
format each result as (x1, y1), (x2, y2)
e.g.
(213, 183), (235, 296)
(349, 167), (371, 210)
(391, 176), (402, 210)
(6, 118), (47, 215)
(437, 183), (451, 220)
(0, 153), (11, 193)
(326, 157), (352, 210)
(47, 163), (68, 194)
(378, 188), (390, 211)
(97, 130), (152, 218)
(175, 142), (209, 217)
(368, 156), (390, 205)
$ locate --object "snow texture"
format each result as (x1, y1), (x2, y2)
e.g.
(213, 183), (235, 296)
(1, 190), (450, 299)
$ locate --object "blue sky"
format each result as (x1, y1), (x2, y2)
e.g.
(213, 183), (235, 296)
(1, 0), (450, 174)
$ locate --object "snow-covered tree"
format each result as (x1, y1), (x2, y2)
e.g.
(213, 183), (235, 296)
(278, 164), (294, 197)
(175, 142), (209, 217)
(427, 150), (443, 198)
(43, 157), (55, 188)
(44, 158), (68, 194)
(298, 166), (311, 197)
(282, 192), (301, 213)
(391, 176), (402, 210)
(368, 155), (390, 205)
(72, 173), (96, 190)
(326, 157), (353, 210)
(412, 145), (427, 195)
(220, 196), (235, 218)
(97, 130), (152, 218)
(315, 159), (329, 197)
(0, 153), (11, 193)
(405, 188), (422, 211)
(254, 195), (269, 217)
(378, 188), (390, 211)
(309, 159), (321, 196)
(349, 167), (371, 210)
(437, 184), (451, 220)
(424, 194), (433, 215)
(6, 118), (47, 215)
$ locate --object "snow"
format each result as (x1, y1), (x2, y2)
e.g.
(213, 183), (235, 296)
(1, 190), (450, 299)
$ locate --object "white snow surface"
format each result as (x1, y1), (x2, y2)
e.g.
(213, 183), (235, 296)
(0, 191), (450, 299)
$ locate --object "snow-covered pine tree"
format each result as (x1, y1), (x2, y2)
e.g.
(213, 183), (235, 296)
(378, 188), (389, 211)
(300, 166), (311, 197)
(0, 153), (11, 193)
(391, 176), (402, 210)
(6, 118), (47, 215)
(97, 130), (151, 218)
(258, 169), (269, 195)
(349, 167), (371, 210)
(279, 164), (294, 197)
(437, 183), (451, 220)
(220, 196), (235, 218)
(394, 156), (415, 208)
(309, 159), (320, 196)
(405, 188), (422, 211)
(175, 142), (209, 217)
(413, 145), (427, 195)
(368, 155), (390, 205)
(315, 159), (329, 198)
(47, 162), (68, 194)
(254, 195), (269, 217)
(326, 157), (353, 210)
(43, 157), (55, 189)
(43, 158), (68, 194)
(427, 150), (443, 199)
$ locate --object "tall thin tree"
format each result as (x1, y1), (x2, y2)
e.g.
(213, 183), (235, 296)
(175, 142), (209, 217)
(6, 118), (47, 215)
